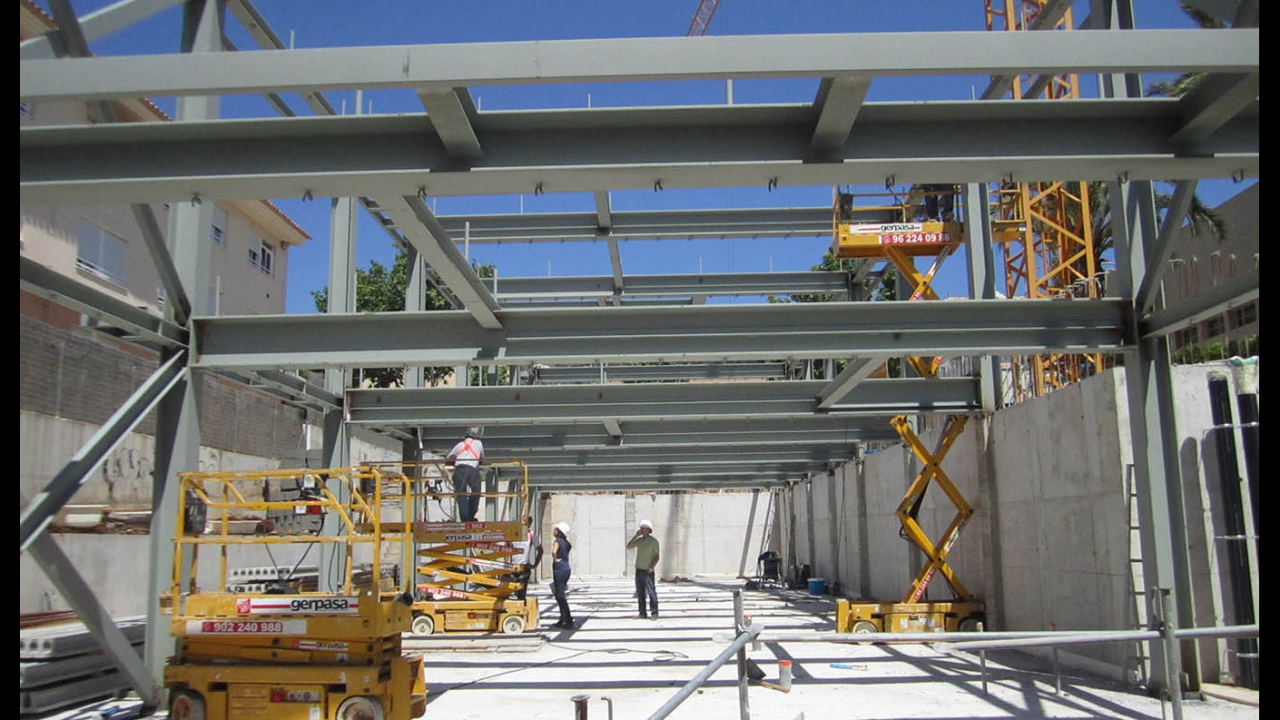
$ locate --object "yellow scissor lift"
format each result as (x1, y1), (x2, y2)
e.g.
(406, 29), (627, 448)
(835, 415), (985, 635)
(162, 465), (427, 720)
(830, 186), (985, 634)
(368, 460), (539, 636)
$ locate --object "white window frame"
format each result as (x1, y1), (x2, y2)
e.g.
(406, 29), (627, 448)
(76, 219), (127, 286)
(259, 241), (275, 276)
(211, 207), (227, 245)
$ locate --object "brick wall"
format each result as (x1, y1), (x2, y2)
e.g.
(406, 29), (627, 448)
(20, 313), (326, 460)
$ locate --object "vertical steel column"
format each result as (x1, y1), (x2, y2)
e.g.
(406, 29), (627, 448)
(738, 489), (760, 578)
(320, 129), (359, 591)
(144, 0), (221, 697)
(404, 245), (427, 389)
(1111, 178), (1202, 695)
(963, 182), (1000, 412)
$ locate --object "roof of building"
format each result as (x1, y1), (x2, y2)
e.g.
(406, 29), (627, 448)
(20, 0), (311, 246)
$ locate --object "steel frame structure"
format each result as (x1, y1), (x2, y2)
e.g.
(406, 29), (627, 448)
(17, 0), (1258, 704)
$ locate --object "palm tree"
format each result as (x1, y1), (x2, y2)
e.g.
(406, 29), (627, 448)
(1085, 181), (1227, 286)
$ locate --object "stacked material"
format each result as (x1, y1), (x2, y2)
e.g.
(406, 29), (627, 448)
(19, 616), (146, 716)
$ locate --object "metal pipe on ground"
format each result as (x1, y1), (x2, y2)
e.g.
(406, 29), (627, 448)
(646, 625), (763, 720)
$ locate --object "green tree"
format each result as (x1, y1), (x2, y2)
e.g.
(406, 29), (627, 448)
(312, 250), (496, 388)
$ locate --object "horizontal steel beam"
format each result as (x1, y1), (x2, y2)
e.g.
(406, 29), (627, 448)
(20, 257), (187, 349)
(532, 363), (789, 383)
(346, 378), (977, 425)
(19, 100), (1259, 205)
(437, 207), (866, 243)
(1141, 267), (1259, 338)
(19, 30), (1258, 100)
(493, 272), (849, 300)
(533, 480), (785, 492)
(191, 299), (1128, 370)
(521, 463), (815, 480)
(422, 417), (900, 451)
(514, 446), (858, 467)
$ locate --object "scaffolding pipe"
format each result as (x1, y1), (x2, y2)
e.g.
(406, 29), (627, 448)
(738, 629), (1170, 644)
(646, 624), (762, 720)
(934, 624), (1257, 653)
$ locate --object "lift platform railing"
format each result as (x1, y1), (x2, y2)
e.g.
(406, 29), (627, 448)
(170, 465), (415, 606)
(364, 458), (531, 524)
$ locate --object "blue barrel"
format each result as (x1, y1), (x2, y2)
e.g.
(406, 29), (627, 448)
(807, 578), (826, 595)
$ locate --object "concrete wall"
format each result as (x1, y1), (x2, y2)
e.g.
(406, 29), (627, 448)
(539, 490), (772, 579)
(778, 362), (1259, 685)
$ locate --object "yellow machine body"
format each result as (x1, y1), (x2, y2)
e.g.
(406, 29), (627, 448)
(162, 466), (427, 720)
(835, 599), (985, 634)
(831, 220), (963, 259)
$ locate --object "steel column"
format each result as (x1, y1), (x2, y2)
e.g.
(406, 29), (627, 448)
(144, 0), (221, 695)
(1112, 179), (1202, 695)
(963, 182), (1000, 411)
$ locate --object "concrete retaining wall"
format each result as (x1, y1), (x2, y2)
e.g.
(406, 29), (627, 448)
(779, 362), (1258, 685)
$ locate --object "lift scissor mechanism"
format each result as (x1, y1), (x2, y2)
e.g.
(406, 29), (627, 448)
(837, 414), (985, 636)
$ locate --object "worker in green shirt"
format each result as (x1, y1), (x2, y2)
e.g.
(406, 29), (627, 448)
(627, 520), (660, 619)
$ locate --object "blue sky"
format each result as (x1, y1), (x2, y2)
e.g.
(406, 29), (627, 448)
(48, 0), (1255, 312)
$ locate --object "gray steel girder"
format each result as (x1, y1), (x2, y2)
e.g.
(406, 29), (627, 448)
(345, 378), (978, 425)
(493, 272), (850, 300)
(18, 29), (1258, 100)
(19, 100), (1259, 205)
(190, 299), (1128, 370)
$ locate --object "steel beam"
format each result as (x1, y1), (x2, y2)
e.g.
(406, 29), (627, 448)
(1168, 73), (1259, 145)
(815, 355), (890, 409)
(1135, 180), (1198, 315)
(979, 0), (1076, 100)
(417, 88), (483, 159)
(516, 447), (857, 467)
(226, 0), (336, 116)
(21, 0), (185, 60)
(28, 533), (156, 705)
(345, 378), (978, 425)
(532, 479), (784, 492)
(19, 30), (1259, 101)
(523, 464), (804, 480)
(20, 351), (186, 552)
(20, 257), (187, 348)
(131, 204), (192, 325)
(190, 299), (1128, 370)
(374, 195), (502, 329)
(1140, 266), (1259, 339)
(436, 207), (869, 243)
(421, 417), (899, 451)
(19, 100), (1260, 205)
(532, 362), (788, 383)
(493, 271), (850, 300)
(808, 75), (872, 161)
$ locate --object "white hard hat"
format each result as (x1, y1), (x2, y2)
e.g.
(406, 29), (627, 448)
(555, 521), (570, 535)
(639, 519), (653, 530)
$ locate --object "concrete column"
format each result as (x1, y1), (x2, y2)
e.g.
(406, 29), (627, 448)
(974, 415), (1005, 630)
(855, 453), (872, 600)
(826, 469), (840, 590)
(144, 0), (221, 696)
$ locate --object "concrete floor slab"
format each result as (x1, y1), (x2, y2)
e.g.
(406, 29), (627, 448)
(33, 577), (1258, 720)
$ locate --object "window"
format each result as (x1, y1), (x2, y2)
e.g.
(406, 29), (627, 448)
(157, 285), (166, 308)
(1180, 327), (1199, 347)
(1232, 303), (1257, 328)
(211, 208), (226, 245)
(76, 220), (126, 285)
(259, 242), (274, 275)
(248, 240), (274, 275)
(1206, 317), (1225, 338)
(20, 102), (33, 119)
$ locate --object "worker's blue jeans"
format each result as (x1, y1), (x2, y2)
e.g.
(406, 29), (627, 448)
(635, 569), (659, 617)
(453, 464), (482, 521)
(552, 563), (572, 624)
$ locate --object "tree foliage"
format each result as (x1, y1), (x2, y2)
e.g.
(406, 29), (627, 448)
(311, 249), (496, 388)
